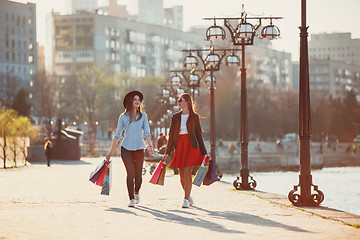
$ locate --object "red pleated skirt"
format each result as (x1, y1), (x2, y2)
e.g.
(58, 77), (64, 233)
(169, 134), (204, 168)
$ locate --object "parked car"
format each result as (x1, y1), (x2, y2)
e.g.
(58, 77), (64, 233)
(281, 133), (298, 143)
(354, 134), (360, 142)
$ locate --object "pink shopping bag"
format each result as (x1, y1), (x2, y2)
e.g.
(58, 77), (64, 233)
(96, 161), (108, 186)
(149, 161), (164, 185)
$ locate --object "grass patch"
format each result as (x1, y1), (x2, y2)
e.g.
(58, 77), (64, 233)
(353, 224), (360, 228)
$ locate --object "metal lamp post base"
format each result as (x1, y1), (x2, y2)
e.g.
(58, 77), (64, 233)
(233, 169), (257, 190)
(288, 175), (324, 206)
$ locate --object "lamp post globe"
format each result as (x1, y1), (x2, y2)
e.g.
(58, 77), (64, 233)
(184, 55), (199, 69)
(170, 74), (182, 86)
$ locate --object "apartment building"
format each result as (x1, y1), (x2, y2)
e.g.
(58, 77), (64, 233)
(309, 32), (360, 65)
(0, 0), (38, 112)
(65, 0), (98, 14)
(247, 39), (293, 89)
(309, 57), (360, 101)
(47, 11), (205, 78)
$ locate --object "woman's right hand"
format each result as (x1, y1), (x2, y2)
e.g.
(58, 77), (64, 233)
(162, 154), (168, 163)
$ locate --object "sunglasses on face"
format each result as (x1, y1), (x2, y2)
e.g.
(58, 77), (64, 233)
(177, 98), (184, 103)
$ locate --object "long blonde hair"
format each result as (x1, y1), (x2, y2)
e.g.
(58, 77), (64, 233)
(44, 140), (52, 150)
(179, 93), (196, 114)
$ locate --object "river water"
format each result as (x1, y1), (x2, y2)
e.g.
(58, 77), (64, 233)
(222, 166), (360, 216)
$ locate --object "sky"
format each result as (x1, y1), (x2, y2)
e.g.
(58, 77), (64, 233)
(13, 0), (360, 61)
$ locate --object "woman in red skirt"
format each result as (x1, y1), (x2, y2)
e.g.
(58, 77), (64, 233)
(162, 93), (209, 208)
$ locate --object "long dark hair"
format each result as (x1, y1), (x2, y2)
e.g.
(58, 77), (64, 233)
(123, 95), (143, 123)
(179, 93), (196, 114)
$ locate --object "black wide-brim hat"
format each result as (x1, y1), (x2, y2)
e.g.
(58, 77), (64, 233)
(123, 90), (143, 108)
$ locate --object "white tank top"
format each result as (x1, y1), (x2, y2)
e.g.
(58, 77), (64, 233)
(179, 114), (189, 135)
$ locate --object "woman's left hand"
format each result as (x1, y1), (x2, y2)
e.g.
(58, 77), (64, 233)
(147, 146), (154, 155)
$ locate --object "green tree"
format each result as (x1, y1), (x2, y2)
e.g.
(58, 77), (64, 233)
(17, 116), (39, 166)
(0, 105), (17, 168)
(11, 88), (31, 117)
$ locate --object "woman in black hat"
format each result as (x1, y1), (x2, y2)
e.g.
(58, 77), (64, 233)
(106, 90), (153, 207)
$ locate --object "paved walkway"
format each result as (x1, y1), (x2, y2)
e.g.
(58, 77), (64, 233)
(0, 157), (359, 240)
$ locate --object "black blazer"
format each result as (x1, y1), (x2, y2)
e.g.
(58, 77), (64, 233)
(165, 111), (207, 156)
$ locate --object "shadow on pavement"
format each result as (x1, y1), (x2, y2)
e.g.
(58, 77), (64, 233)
(30, 160), (91, 165)
(189, 206), (310, 233)
(134, 206), (243, 234)
(106, 207), (139, 216)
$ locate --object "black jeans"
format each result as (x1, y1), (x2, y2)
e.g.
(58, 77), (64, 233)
(121, 146), (144, 200)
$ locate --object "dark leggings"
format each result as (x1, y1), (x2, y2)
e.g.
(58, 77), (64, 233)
(121, 147), (144, 200)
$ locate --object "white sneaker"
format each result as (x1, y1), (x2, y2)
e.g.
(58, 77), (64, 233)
(188, 196), (194, 206)
(182, 199), (190, 208)
(128, 199), (135, 208)
(135, 193), (140, 204)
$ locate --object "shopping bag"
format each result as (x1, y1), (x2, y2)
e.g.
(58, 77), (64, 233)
(95, 161), (108, 186)
(149, 161), (165, 185)
(193, 162), (209, 187)
(89, 160), (107, 184)
(193, 155), (211, 187)
(101, 161), (112, 195)
(203, 158), (218, 186)
(156, 165), (166, 186)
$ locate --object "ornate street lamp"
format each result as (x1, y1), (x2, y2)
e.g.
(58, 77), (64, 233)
(204, 6), (282, 190)
(169, 69), (204, 100)
(182, 47), (240, 175)
(288, 0), (324, 206)
(170, 72), (182, 86)
(226, 51), (241, 66)
(159, 84), (182, 135)
(205, 75), (216, 84)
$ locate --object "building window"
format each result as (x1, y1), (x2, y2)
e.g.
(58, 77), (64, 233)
(29, 43), (33, 50)
(28, 55), (34, 63)
(28, 18), (32, 24)
(6, 52), (9, 60)
(30, 80), (33, 87)
(12, 40), (15, 48)
(29, 68), (33, 75)
(29, 93), (33, 99)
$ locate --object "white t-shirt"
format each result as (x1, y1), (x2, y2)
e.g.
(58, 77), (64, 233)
(179, 114), (189, 135)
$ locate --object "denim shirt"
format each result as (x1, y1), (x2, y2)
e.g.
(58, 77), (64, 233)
(114, 112), (151, 151)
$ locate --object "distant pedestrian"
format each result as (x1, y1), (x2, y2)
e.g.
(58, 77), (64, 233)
(255, 143), (262, 152)
(319, 143), (323, 154)
(162, 93), (209, 208)
(229, 143), (235, 155)
(157, 132), (168, 150)
(106, 90), (153, 208)
(44, 140), (53, 167)
(346, 144), (351, 154)
(218, 138), (224, 147)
